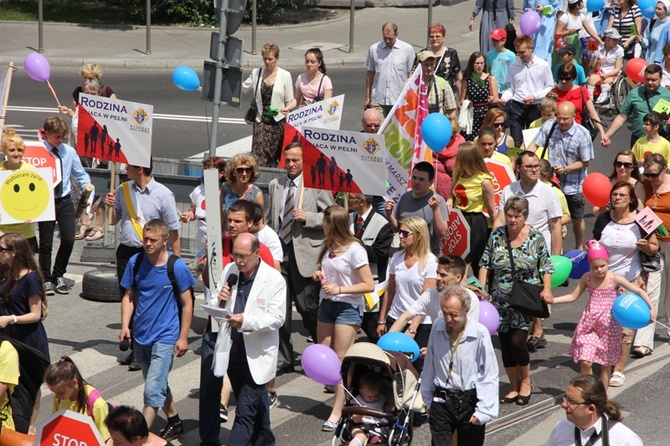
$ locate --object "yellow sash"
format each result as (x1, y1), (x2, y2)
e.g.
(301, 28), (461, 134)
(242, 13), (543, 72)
(121, 182), (144, 241)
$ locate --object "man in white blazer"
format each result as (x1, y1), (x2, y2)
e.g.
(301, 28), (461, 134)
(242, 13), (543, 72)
(212, 233), (286, 445)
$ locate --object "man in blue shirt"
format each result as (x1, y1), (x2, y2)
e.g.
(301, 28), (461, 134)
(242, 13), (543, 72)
(39, 116), (92, 295)
(120, 219), (196, 442)
(485, 28), (517, 94)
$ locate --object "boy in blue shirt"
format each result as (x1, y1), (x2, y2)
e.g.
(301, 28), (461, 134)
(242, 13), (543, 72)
(485, 28), (517, 94)
(553, 44), (587, 86)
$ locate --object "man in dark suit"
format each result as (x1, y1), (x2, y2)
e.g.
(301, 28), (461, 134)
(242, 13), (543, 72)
(348, 193), (392, 343)
(266, 142), (334, 374)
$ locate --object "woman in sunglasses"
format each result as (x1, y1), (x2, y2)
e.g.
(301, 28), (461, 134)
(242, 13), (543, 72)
(479, 108), (514, 156)
(551, 63), (606, 139)
(592, 180), (658, 388)
(593, 150), (645, 217)
(222, 153), (264, 218)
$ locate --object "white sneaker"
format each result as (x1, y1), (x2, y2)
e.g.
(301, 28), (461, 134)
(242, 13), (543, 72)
(595, 93), (609, 105)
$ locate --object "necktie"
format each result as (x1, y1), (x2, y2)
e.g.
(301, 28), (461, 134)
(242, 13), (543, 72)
(355, 216), (364, 237)
(279, 181), (295, 244)
(51, 147), (64, 198)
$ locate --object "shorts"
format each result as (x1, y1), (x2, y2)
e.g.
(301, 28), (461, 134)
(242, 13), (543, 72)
(565, 193), (586, 220)
(134, 341), (175, 408)
(318, 299), (362, 326)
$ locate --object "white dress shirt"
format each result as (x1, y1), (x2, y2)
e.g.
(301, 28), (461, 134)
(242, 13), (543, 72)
(546, 417), (643, 446)
(501, 56), (554, 104)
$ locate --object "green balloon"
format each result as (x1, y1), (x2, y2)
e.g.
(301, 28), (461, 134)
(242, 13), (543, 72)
(551, 255), (573, 287)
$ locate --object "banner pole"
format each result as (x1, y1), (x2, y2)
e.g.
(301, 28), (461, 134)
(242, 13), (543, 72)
(0, 62), (15, 139)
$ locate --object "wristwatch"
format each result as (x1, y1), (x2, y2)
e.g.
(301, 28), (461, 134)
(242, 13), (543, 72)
(408, 328), (417, 335)
(10, 315), (17, 325)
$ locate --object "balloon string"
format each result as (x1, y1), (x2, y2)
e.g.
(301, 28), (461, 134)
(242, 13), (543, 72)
(46, 81), (61, 107)
(652, 319), (670, 331)
(341, 383), (361, 405)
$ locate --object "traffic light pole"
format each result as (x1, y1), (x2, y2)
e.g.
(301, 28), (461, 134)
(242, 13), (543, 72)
(208, 0), (229, 157)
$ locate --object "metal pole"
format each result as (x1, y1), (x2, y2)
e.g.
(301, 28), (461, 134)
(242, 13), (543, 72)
(349, 0), (355, 53)
(146, 0), (152, 55)
(427, 0), (433, 48)
(251, 0), (257, 55)
(38, 0), (44, 53)
(209, 0), (229, 156)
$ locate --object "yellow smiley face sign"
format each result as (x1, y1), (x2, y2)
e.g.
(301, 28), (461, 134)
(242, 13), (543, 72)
(1, 170), (51, 221)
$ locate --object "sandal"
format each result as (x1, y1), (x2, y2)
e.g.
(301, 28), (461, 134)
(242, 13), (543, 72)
(74, 225), (92, 240)
(609, 371), (625, 387)
(85, 227), (104, 241)
(500, 393), (519, 404)
(631, 346), (652, 358)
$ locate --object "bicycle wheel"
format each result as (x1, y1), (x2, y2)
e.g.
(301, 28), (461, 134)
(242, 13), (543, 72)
(613, 76), (631, 114)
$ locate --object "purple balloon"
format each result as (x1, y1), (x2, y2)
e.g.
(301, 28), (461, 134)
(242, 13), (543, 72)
(478, 300), (500, 335)
(23, 53), (51, 83)
(519, 11), (541, 36)
(301, 344), (342, 386)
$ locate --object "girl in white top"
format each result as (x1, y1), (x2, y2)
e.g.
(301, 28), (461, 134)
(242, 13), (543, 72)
(313, 205), (374, 432)
(377, 216), (437, 371)
(281, 48), (333, 113)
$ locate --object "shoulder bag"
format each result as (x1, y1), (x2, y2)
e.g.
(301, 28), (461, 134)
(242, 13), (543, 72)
(581, 87), (600, 141)
(538, 121), (558, 160)
(314, 75), (325, 102)
(505, 227), (551, 318)
(244, 68), (262, 125)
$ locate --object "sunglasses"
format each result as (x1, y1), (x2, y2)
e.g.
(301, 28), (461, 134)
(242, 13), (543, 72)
(493, 122), (505, 128)
(615, 161), (634, 168)
(559, 77), (573, 82)
(398, 230), (415, 238)
(235, 167), (253, 174)
(644, 171), (662, 178)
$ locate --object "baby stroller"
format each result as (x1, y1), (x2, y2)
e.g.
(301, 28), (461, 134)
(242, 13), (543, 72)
(331, 342), (424, 446)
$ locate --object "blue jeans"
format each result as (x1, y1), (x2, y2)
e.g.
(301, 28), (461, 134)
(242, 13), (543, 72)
(199, 329), (224, 446)
(228, 356), (275, 446)
(134, 341), (174, 408)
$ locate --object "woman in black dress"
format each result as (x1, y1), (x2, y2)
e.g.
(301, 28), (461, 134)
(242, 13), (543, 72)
(460, 52), (499, 141)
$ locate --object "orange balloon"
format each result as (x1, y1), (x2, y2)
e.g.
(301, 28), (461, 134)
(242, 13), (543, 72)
(625, 58), (648, 84)
(583, 173), (612, 208)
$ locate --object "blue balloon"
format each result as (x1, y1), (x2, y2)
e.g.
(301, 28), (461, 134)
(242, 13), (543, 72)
(172, 66), (200, 91)
(421, 113), (452, 153)
(565, 249), (589, 280)
(612, 292), (652, 329)
(586, 0), (605, 12)
(378, 332), (421, 363)
(638, 0), (656, 19)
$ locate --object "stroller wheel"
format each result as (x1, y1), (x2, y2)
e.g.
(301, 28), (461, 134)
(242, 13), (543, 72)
(387, 411), (414, 446)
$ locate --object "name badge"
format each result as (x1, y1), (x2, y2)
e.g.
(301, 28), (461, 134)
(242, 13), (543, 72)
(256, 298), (266, 306)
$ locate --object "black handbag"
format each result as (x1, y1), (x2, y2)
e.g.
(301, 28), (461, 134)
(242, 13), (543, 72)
(505, 227), (550, 319)
(314, 75), (325, 102)
(244, 68), (262, 125)
(581, 87), (599, 142)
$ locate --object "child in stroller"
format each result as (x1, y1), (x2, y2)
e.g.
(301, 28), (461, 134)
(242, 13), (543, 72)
(350, 373), (394, 445)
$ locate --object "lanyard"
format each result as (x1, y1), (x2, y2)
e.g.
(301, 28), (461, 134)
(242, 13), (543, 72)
(446, 327), (464, 382)
(574, 416), (610, 446)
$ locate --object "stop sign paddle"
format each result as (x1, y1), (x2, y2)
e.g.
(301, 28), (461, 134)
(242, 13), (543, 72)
(22, 141), (62, 187)
(485, 158), (515, 215)
(35, 409), (105, 446)
(441, 208), (471, 259)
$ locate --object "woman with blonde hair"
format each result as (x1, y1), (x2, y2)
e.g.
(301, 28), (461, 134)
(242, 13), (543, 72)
(377, 216), (437, 372)
(479, 108), (514, 156)
(0, 130), (38, 252)
(447, 141), (497, 276)
(222, 153), (264, 216)
(313, 206), (374, 432)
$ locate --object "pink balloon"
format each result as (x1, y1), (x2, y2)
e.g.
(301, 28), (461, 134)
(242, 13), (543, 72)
(519, 11), (541, 36)
(301, 344), (342, 386)
(23, 53), (51, 83)
(478, 300), (500, 335)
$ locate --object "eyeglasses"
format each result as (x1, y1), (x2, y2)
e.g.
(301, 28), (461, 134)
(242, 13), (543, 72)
(365, 123), (380, 128)
(644, 171), (662, 178)
(235, 167), (253, 174)
(232, 251), (256, 261)
(562, 395), (589, 407)
(615, 161), (634, 168)
(398, 230), (415, 238)
(522, 164), (541, 171)
(493, 122), (505, 128)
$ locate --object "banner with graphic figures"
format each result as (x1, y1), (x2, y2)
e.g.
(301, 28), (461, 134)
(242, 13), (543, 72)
(301, 126), (386, 196)
(282, 94), (345, 154)
(76, 93), (153, 167)
(0, 167), (55, 224)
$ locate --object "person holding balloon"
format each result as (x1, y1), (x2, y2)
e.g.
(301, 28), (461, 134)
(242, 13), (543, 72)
(548, 240), (655, 389)
(608, 0), (643, 61)
(555, 0), (604, 62)
(376, 216), (437, 372)
(478, 196), (554, 406)
(523, 0), (562, 60)
(312, 205), (374, 432)
(241, 42), (294, 168)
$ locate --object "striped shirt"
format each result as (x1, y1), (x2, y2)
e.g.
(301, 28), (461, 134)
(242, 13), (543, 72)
(114, 178), (180, 247)
(612, 6), (641, 42)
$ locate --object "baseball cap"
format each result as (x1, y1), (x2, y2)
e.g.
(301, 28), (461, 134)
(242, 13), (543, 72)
(557, 43), (577, 55)
(603, 28), (622, 40)
(417, 50), (436, 62)
(489, 28), (507, 40)
(568, 0), (580, 4)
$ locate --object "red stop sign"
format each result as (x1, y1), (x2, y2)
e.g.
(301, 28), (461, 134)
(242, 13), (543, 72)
(485, 158), (515, 214)
(22, 141), (62, 187)
(441, 209), (471, 258)
(36, 409), (105, 446)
